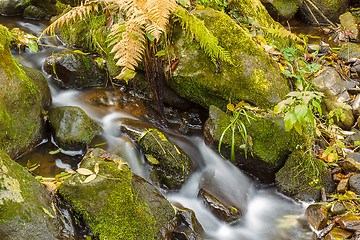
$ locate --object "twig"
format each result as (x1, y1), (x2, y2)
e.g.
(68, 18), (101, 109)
(305, 0), (337, 28)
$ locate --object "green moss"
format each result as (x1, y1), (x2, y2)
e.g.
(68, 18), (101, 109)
(170, 7), (289, 110)
(59, 149), (156, 239)
(0, 25), (43, 158)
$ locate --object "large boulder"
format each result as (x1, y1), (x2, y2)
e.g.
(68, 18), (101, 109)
(298, 0), (349, 26)
(275, 150), (335, 201)
(58, 148), (204, 239)
(204, 105), (301, 182)
(48, 106), (101, 151)
(119, 119), (193, 189)
(0, 150), (74, 239)
(0, 25), (50, 158)
(169, 7), (289, 110)
(261, 0), (303, 21)
(43, 51), (107, 89)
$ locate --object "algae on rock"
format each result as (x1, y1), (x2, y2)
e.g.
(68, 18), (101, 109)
(0, 150), (73, 239)
(275, 150), (335, 201)
(170, 7), (289, 110)
(204, 105), (301, 182)
(0, 24), (49, 158)
(58, 148), (159, 240)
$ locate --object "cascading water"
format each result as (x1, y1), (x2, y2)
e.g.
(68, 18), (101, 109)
(1, 17), (313, 240)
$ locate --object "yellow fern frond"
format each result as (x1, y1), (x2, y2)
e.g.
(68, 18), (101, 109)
(141, 0), (177, 40)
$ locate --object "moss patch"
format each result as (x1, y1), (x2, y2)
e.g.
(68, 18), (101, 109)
(170, 7), (289, 110)
(0, 24), (44, 158)
(58, 148), (156, 240)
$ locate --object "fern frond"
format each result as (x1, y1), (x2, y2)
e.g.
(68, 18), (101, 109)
(40, 2), (99, 39)
(141, 0), (177, 40)
(174, 6), (234, 65)
(262, 23), (302, 44)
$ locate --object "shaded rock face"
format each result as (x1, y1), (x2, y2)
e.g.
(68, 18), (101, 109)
(43, 51), (107, 89)
(0, 0), (30, 15)
(312, 67), (354, 129)
(0, 150), (74, 239)
(261, 0), (303, 20)
(299, 0), (349, 26)
(204, 105), (300, 182)
(0, 25), (50, 158)
(170, 7), (289, 110)
(23, 5), (47, 20)
(119, 118), (193, 189)
(338, 153), (360, 174)
(48, 106), (101, 151)
(275, 150), (335, 201)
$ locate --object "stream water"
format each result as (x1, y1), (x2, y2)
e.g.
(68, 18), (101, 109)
(1, 16), (314, 240)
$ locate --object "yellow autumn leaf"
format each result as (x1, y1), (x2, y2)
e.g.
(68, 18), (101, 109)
(77, 168), (94, 176)
(82, 174), (97, 184)
(94, 163), (99, 175)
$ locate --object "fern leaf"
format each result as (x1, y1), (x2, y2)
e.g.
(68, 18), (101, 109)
(174, 6), (234, 65)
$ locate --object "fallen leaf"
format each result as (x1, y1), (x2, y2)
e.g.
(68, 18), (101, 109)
(82, 174), (97, 184)
(94, 163), (99, 174)
(42, 207), (55, 218)
(77, 168), (94, 176)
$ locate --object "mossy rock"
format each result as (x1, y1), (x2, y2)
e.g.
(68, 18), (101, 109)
(170, 7), (289, 110)
(298, 0), (349, 25)
(43, 51), (107, 89)
(58, 148), (160, 240)
(204, 105), (301, 182)
(23, 5), (48, 20)
(48, 106), (101, 151)
(261, 0), (303, 20)
(0, 0), (31, 15)
(120, 119), (193, 189)
(275, 150), (335, 201)
(0, 25), (46, 158)
(337, 42), (360, 61)
(0, 150), (73, 239)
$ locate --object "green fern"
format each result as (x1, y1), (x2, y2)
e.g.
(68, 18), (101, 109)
(262, 23), (302, 44)
(173, 7), (234, 66)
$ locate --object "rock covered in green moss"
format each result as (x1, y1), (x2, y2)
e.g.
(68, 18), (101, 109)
(120, 119), (193, 189)
(0, 150), (74, 239)
(298, 0), (348, 25)
(340, 12), (359, 41)
(275, 150), (335, 201)
(23, 5), (48, 20)
(43, 51), (107, 89)
(48, 106), (101, 151)
(58, 148), (168, 239)
(170, 7), (289, 110)
(0, 24), (48, 158)
(204, 105), (300, 182)
(261, 0), (303, 20)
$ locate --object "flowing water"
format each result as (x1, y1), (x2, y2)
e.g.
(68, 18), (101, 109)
(1, 16), (314, 240)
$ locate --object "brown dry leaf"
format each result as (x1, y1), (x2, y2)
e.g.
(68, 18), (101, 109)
(41, 181), (57, 192)
(77, 168), (94, 175)
(65, 168), (76, 174)
(82, 174), (97, 184)
(94, 163), (99, 175)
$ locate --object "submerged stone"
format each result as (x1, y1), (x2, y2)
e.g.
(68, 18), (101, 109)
(48, 106), (101, 151)
(170, 7), (289, 110)
(0, 150), (73, 239)
(120, 118), (193, 189)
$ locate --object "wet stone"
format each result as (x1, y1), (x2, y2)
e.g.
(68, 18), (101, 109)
(339, 153), (360, 174)
(338, 213), (360, 231)
(337, 178), (349, 193)
(172, 204), (205, 240)
(324, 227), (352, 240)
(198, 188), (242, 223)
(330, 201), (347, 216)
(305, 204), (328, 230)
(349, 174), (360, 195)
